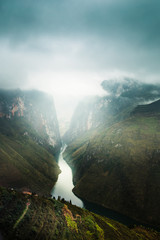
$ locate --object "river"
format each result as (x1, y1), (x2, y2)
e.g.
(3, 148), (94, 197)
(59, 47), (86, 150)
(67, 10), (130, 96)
(51, 145), (83, 208)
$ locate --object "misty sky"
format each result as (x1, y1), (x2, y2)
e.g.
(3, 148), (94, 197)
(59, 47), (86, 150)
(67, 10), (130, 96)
(0, 0), (160, 99)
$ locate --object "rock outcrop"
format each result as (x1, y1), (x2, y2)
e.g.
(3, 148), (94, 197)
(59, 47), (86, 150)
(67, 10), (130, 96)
(0, 89), (61, 151)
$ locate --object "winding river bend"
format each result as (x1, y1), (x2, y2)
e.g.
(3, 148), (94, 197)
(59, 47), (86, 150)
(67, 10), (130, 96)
(51, 146), (155, 229)
(51, 145), (83, 208)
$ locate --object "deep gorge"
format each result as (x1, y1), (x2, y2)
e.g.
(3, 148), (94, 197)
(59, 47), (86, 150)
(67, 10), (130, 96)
(1, 81), (160, 239)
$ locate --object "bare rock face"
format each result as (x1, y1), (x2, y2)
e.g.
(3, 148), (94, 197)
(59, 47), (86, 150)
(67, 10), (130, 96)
(0, 89), (61, 150)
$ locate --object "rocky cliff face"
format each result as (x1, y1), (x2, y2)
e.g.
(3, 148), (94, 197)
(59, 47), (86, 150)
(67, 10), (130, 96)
(64, 96), (107, 143)
(0, 89), (61, 195)
(0, 89), (61, 151)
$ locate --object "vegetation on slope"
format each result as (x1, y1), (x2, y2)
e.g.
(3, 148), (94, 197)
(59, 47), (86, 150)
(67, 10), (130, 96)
(0, 187), (160, 240)
(0, 118), (60, 195)
(64, 113), (160, 227)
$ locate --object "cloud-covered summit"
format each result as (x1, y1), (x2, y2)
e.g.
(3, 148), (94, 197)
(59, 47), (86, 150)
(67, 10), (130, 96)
(102, 78), (160, 102)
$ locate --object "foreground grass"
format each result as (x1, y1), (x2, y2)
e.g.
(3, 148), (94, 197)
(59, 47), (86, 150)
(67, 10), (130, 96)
(0, 187), (160, 240)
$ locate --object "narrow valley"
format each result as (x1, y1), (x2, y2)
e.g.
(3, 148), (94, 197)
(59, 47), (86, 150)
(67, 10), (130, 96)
(1, 79), (160, 239)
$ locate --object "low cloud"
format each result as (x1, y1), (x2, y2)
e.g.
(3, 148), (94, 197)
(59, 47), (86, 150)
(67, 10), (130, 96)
(102, 78), (160, 101)
(0, 0), (159, 94)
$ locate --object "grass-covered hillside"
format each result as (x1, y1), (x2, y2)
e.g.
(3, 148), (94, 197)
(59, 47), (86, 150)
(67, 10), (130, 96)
(0, 118), (60, 196)
(0, 187), (160, 240)
(64, 111), (160, 228)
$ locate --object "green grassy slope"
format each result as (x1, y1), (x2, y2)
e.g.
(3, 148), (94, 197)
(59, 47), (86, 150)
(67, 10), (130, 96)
(0, 118), (60, 195)
(0, 187), (160, 240)
(64, 114), (160, 227)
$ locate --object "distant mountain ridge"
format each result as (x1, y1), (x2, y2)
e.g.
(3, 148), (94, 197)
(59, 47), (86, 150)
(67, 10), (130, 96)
(132, 99), (160, 115)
